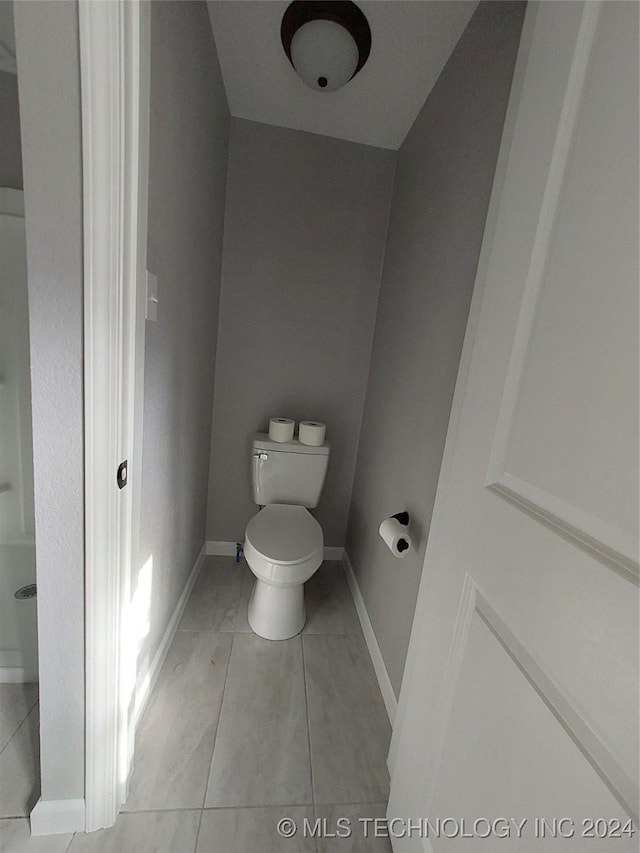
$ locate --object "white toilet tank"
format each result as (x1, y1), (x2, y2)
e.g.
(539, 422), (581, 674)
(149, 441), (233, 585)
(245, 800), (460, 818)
(251, 433), (330, 508)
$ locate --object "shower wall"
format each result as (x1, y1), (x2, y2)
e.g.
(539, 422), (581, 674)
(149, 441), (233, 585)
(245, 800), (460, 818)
(0, 2), (37, 685)
(0, 545), (37, 682)
(0, 188), (37, 682)
(0, 70), (23, 189)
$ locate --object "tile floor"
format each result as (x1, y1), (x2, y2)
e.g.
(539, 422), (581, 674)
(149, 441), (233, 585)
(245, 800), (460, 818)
(0, 682), (40, 821)
(0, 558), (393, 852)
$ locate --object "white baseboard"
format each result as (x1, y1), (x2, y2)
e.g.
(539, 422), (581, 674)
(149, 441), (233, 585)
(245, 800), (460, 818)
(343, 550), (397, 726)
(206, 540), (239, 557)
(30, 797), (85, 836)
(133, 543), (206, 727)
(206, 540), (344, 561)
(324, 546), (344, 561)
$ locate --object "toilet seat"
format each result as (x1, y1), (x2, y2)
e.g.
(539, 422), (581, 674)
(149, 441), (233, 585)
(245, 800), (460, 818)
(244, 504), (324, 640)
(245, 504), (323, 564)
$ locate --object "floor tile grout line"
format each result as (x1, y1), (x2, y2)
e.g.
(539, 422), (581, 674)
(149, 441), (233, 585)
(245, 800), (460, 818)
(303, 631), (363, 637)
(300, 634), (316, 814)
(176, 628), (363, 636)
(120, 803), (318, 815)
(0, 693), (37, 757)
(124, 627), (233, 815)
(0, 701), (38, 760)
(176, 618), (363, 641)
(200, 631), (236, 810)
(126, 799), (388, 813)
(192, 808), (205, 853)
(335, 800), (391, 806)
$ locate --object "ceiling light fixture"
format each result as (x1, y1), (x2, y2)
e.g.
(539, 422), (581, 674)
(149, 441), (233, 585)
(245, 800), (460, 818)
(281, 1), (372, 93)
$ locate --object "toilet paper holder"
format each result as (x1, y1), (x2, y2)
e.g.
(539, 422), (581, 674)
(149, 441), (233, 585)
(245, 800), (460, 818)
(379, 511), (411, 557)
(392, 511), (410, 554)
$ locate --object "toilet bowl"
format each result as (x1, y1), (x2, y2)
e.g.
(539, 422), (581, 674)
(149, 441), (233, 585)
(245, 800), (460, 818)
(244, 504), (323, 640)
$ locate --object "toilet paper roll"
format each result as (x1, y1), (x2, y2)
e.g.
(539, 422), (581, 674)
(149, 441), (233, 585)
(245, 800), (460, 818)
(379, 517), (411, 558)
(269, 417), (295, 443)
(298, 421), (326, 446)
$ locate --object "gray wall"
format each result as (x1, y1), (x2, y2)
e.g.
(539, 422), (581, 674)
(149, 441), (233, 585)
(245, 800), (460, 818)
(14, 0), (85, 802)
(207, 119), (395, 547)
(138, 1), (229, 684)
(0, 70), (23, 189)
(346, 1), (526, 697)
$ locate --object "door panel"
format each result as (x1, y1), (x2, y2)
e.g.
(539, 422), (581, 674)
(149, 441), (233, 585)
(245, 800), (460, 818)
(431, 611), (631, 852)
(388, 3), (639, 850)
(487, 0), (639, 575)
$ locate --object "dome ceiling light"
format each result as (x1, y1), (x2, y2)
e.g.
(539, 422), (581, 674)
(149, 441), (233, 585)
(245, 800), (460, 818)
(281, 1), (372, 93)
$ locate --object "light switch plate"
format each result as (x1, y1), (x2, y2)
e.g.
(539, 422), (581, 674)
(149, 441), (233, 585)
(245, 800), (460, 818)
(146, 271), (158, 322)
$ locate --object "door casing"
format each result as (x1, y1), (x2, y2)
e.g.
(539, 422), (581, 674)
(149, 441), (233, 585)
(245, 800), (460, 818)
(81, 0), (150, 832)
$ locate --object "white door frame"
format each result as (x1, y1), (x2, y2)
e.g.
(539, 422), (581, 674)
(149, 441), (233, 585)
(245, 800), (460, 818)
(80, 0), (150, 832)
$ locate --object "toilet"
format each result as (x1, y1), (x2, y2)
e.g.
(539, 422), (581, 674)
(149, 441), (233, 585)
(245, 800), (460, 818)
(244, 432), (330, 640)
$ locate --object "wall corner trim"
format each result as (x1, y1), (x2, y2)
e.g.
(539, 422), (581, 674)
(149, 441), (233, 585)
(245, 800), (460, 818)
(30, 797), (86, 836)
(133, 543), (206, 728)
(343, 550), (397, 726)
(206, 540), (345, 561)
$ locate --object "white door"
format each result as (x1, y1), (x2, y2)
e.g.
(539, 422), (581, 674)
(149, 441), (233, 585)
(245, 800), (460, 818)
(387, 3), (639, 852)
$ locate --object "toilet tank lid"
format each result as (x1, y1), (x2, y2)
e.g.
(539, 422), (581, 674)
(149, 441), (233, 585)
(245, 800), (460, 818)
(253, 433), (330, 455)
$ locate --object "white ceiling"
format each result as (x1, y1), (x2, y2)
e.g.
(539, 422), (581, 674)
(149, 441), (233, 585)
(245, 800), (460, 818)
(207, 1), (478, 151)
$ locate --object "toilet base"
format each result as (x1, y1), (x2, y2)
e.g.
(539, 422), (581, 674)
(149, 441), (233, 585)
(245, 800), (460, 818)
(247, 578), (306, 640)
